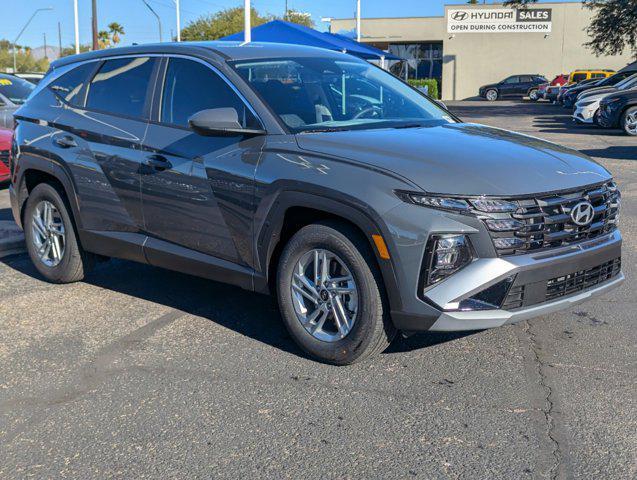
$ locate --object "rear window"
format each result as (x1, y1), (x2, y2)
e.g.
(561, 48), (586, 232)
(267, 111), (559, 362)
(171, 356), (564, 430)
(0, 75), (35, 105)
(86, 57), (155, 118)
(49, 62), (96, 106)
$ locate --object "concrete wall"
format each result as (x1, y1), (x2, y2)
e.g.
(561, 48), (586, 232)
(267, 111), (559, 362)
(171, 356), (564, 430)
(330, 2), (634, 101)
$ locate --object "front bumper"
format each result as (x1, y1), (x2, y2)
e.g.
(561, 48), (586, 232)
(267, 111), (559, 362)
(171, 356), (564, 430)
(395, 230), (623, 332)
(573, 103), (598, 124)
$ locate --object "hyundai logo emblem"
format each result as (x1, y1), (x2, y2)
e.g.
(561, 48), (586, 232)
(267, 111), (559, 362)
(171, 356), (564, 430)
(451, 11), (468, 21)
(570, 201), (594, 226)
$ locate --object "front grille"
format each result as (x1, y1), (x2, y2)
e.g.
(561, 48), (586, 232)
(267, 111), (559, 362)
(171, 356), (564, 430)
(546, 257), (621, 302)
(484, 181), (620, 256)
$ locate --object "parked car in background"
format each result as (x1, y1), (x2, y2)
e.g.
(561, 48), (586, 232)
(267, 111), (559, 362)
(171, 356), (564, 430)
(551, 78), (599, 104)
(0, 128), (11, 184)
(563, 70), (637, 108)
(567, 69), (615, 85)
(574, 75), (637, 125)
(0, 73), (36, 129)
(598, 88), (637, 136)
(15, 72), (45, 84)
(536, 74), (567, 101)
(9, 43), (624, 364)
(479, 74), (547, 101)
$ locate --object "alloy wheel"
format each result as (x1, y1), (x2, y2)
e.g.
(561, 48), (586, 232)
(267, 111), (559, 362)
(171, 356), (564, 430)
(290, 249), (358, 342)
(31, 200), (66, 267)
(624, 108), (637, 136)
(529, 90), (538, 101)
(486, 89), (497, 101)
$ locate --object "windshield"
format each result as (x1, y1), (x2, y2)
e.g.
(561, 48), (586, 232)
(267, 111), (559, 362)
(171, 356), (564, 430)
(617, 73), (637, 89)
(0, 75), (35, 105)
(231, 57), (454, 133)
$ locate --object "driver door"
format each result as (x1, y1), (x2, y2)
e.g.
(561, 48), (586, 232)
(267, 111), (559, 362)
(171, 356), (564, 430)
(140, 57), (263, 266)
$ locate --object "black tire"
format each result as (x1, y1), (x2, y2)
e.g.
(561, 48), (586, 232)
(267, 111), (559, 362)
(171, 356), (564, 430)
(528, 89), (538, 101)
(276, 221), (396, 365)
(621, 106), (637, 136)
(24, 182), (95, 283)
(593, 109), (601, 125)
(485, 89), (498, 101)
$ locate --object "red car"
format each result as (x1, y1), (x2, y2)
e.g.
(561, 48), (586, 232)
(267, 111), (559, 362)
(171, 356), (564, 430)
(0, 128), (12, 183)
(536, 74), (568, 101)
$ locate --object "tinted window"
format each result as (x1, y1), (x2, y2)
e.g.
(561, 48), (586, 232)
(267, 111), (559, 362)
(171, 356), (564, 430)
(572, 73), (587, 82)
(503, 76), (519, 84)
(161, 58), (258, 128)
(86, 57), (155, 118)
(49, 62), (96, 106)
(0, 75), (35, 105)
(520, 76), (533, 83)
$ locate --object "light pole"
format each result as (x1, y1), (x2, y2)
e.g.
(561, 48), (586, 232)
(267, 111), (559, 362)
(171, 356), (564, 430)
(244, 0), (251, 43)
(173, 0), (181, 41)
(356, 0), (361, 42)
(73, 0), (80, 54)
(142, 0), (162, 42)
(13, 7), (53, 72)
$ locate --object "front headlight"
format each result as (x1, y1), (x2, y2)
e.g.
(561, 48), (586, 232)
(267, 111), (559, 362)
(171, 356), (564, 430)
(398, 192), (518, 214)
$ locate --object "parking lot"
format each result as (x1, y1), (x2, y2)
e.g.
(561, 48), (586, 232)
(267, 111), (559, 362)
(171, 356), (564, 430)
(1, 100), (635, 479)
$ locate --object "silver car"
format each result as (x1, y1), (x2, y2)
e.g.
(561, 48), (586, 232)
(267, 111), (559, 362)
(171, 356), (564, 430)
(0, 73), (35, 129)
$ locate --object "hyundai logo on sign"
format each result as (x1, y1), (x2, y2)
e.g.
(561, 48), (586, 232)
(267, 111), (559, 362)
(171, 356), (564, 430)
(570, 201), (595, 226)
(451, 11), (468, 21)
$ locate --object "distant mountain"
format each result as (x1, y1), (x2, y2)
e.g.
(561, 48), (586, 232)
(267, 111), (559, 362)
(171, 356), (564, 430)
(30, 45), (61, 61)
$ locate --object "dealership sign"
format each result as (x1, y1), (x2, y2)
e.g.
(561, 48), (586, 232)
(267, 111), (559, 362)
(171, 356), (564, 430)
(447, 8), (552, 33)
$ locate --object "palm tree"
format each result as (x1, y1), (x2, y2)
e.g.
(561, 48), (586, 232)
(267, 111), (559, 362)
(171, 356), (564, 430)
(97, 30), (110, 49)
(108, 22), (125, 45)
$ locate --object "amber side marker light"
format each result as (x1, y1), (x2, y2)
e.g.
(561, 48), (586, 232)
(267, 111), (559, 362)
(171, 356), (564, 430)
(372, 234), (390, 260)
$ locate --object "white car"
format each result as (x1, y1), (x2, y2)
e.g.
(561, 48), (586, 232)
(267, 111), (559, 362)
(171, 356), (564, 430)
(573, 92), (609, 124)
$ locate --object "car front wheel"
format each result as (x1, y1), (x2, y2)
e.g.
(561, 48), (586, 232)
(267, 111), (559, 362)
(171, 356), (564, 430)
(529, 89), (538, 101)
(485, 89), (498, 101)
(621, 106), (637, 136)
(276, 221), (396, 365)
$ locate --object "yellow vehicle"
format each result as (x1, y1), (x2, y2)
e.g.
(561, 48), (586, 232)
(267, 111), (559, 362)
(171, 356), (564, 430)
(568, 69), (615, 84)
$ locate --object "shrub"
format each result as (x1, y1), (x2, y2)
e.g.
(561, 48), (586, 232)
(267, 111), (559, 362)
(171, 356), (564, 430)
(407, 78), (439, 99)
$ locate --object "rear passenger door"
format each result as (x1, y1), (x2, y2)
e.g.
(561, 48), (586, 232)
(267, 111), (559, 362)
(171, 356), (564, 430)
(54, 56), (158, 235)
(140, 56), (264, 266)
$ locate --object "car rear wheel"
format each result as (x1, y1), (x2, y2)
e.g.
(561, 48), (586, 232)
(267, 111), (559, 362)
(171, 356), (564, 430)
(276, 221), (396, 365)
(529, 89), (538, 101)
(24, 183), (95, 283)
(485, 89), (498, 101)
(621, 106), (637, 136)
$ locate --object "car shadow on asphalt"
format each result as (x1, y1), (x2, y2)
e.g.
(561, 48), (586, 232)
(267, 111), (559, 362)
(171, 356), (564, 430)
(1, 255), (467, 361)
(0, 207), (12, 221)
(580, 146), (637, 161)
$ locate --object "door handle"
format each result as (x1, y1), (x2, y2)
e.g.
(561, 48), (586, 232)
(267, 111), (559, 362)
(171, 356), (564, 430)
(143, 154), (172, 171)
(54, 135), (77, 148)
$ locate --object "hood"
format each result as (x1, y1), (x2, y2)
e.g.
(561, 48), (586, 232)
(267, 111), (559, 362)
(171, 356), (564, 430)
(577, 91), (611, 104)
(579, 86), (617, 100)
(295, 123), (610, 197)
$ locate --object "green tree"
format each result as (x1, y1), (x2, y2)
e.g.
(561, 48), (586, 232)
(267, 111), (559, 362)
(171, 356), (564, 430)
(504, 0), (636, 58)
(181, 7), (271, 41)
(0, 40), (49, 73)
(284, 10), (314, 27)
(60, 44), (91, 58)
(181, 6), (315, 41)
(108, 22), (125, 45)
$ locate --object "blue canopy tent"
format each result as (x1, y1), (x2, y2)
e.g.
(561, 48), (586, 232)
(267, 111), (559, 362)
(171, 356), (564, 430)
(220, 20), (401, 62)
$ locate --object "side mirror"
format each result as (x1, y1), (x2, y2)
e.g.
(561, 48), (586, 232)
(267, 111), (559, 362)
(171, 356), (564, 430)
(187, 108), (265, 137)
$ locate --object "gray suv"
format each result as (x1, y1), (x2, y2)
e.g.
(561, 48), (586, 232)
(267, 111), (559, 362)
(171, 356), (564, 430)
(9, 43), (623, 364)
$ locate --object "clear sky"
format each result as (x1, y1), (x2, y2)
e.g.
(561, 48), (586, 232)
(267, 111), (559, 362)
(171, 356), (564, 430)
(8, 0), (581, 49)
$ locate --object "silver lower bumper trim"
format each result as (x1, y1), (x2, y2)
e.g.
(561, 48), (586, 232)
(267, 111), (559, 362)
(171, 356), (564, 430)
(429, 273), (624, 331)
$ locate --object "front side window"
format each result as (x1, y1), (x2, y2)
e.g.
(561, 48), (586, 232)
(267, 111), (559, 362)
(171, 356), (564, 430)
(232, 57), (453, 133)
(160, 57), (259, 128)
(0, 75), (35, 105)
(503, 76), (519, 84)
(571, 73), (587, 83)
(86, 57), (155, 118)
(49, 62), (96, 106)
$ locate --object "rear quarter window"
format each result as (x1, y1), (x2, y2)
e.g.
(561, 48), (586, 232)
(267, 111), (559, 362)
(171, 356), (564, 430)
(49, 62), (97, 106)
(86, 57), (156, 118)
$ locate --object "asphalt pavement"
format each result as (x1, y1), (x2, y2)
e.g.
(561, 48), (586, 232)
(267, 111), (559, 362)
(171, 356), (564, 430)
(0, 100), (635, 479)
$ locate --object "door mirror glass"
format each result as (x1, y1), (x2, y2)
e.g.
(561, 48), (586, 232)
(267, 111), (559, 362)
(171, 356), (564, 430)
(188, 108), (265, 136)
